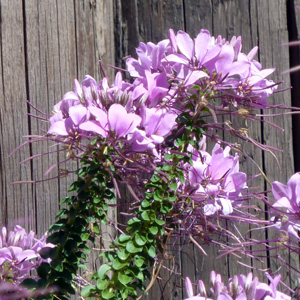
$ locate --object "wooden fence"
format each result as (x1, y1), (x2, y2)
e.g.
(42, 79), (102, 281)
(1, 0), (300, 299)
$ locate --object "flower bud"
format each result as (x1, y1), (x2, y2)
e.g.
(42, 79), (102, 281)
(231, 275), (239, 298)
(210, 270), (217, 288)
(198, 280), (207, 297)
(185, 277), (194, 298)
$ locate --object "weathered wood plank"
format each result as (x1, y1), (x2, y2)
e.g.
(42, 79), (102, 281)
(0, 0), (297, 299)
(257, 0), (298, 287)
(0, 0), (33, 231)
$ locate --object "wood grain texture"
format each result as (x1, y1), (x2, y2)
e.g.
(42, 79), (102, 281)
(0, 0), (298, 299)
(0, 0), (33, 231)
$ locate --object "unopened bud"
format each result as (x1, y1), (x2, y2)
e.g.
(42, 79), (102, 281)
(185, 277), (194, 298)
(232, 275), (239, 298)
(210, 270), (217, 288)
(198, 280), (207, 297)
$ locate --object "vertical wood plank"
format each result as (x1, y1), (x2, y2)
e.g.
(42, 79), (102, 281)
(0, 1), (33, 231)
(256, 0), (297, 287)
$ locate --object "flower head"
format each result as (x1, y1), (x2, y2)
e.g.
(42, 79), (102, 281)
(271, 172), (300, 239)
(0, 226), (54, 284)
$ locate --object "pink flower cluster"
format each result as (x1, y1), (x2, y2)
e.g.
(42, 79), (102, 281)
(127, 29), (277, 110)
(48, 29), (277, 159)
(48, 73), (177, 157)
(271, 172), (300, 240)
(0, 225), (53, 284)
(185, 271), (290, 300)
(183, 140), (247, 216)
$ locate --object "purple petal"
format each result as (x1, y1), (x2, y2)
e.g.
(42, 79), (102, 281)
(176, 31), (194, 60)
(169, 28), (177, 52)
(79, 121), (108, 137)
(194, 29), (212, 62)
(69, 105), (88, 126)
(48, 120), (69, 136)
(108, 104), (141, 138)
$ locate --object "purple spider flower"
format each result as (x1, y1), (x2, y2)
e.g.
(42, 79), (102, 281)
(129, 105), (177, 156)
(186, 143), (247, 216)
(271, 172), (300, 239)
(0, 225), (54, 284)
(127, 28), (277, 111)
(79, 103), (141, 139)
(185, 271), (291, 300)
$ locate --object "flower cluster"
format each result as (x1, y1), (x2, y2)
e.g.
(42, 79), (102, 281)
(185, 271), (290, 300)
(0, 225), (53, 284)
(20, 28), (300, 299)
(184, 141), (247, 216)
(127, 29), (277, 111)
(271, 173), (300, 240)
(47, 28), (277, 161)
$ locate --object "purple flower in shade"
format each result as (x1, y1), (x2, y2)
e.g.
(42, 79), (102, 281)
(0, 226), (54, 284)
(0, 282), (57, 300)
(79, 103), (141, 139)
(186, 143), (247, 216)
(129, 106), (177, 155)
(271, 172), (300, 239)
(185, 272), (291, 300)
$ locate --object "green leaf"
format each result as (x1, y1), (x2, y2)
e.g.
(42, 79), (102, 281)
(37, 262), (51, 278)
(148, 245), (156, 258)
(118, 272), (132, 285)
(97, 279), (108, 290)
(81, 233), (90, 241)
(101, 289), (115, 299)
(21, 278), (39, 289)
(92, 224), (100, 234)
(155, 219), (165, 226)
(118, 233), (131, 243)
(127, 217), (141, 225)
(141, 211), (150, 221)
(141, 199), (151, 208)
(98, 264), (111, 279)
(135, 233), (147, 246)
(149, 226), (159, 235)
(136, 271), (144, 281)
(170, 181), (177, 191)
(81, 285), (95, 297)
(134, 256), (145, 268)
(112, 259), (128, 270)
(126, 241), (143, 253)
(117, 249), (129, 260)
(151, 175), (160, 183)
(162, 163), (172, 171)
(78, 264), (88, 270)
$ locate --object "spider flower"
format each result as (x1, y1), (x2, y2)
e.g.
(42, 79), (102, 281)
(184, 271), (291, 300)
(0, 225), (53, 284)
(186, 143), (247, 216)
(271, 172), (300, 239)
(127, 28), (277, 111)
